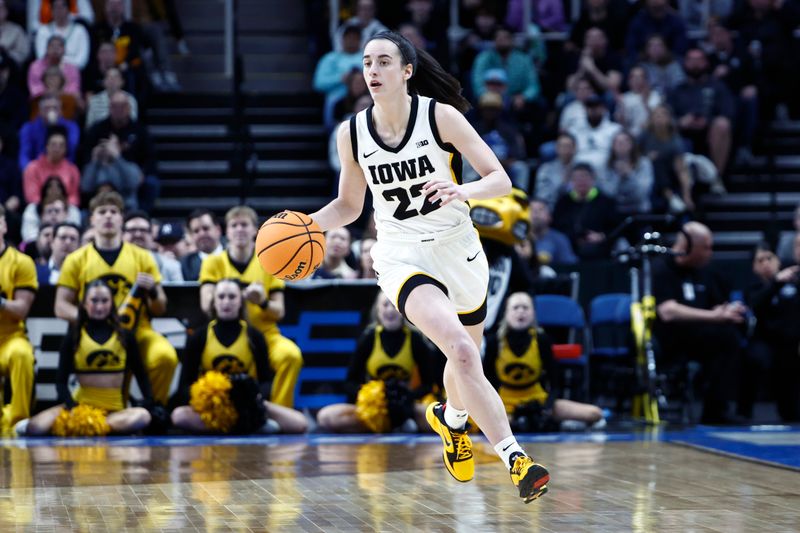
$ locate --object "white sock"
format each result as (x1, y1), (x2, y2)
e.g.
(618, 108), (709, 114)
(494, 436), (526, 470)
(443, 403), (468, 430)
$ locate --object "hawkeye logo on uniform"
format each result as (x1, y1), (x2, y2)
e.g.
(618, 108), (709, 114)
(367, 155), (435, 185)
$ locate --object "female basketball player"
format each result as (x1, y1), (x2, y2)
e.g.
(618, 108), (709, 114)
(171, 279), (308, 434)
(308, 31), (549, 503)
(22, 280), (153, 435)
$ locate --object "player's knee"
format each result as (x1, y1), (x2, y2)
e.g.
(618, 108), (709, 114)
(449, 338), (480, 374)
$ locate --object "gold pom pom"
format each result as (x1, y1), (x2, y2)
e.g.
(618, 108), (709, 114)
(52, 405), (111, 437)
(190, 371), (239, 433)
(355, 380), (391, 433)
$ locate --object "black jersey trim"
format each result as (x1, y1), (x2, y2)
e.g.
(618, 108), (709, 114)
(458, 296), (487, 326)
(366, 93), (418, 153)
(349, 115), (358, 163)
(428, 100), (458, 154)
(397, 273), (448, 322)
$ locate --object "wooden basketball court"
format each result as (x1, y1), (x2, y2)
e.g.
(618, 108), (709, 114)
(1, 430), (798, 531)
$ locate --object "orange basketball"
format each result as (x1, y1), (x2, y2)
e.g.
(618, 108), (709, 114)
(256, 211), (325, 281)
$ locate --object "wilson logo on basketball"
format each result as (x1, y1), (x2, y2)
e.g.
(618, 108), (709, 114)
(285, 261), (307, 281)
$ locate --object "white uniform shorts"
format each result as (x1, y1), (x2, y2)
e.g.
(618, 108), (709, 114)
(370, 222), (489, 325)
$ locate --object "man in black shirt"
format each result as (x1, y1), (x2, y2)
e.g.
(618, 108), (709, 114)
(652, 222), (746, 423)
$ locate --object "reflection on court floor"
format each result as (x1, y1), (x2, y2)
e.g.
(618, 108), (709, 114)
(1, 429), (799, 531)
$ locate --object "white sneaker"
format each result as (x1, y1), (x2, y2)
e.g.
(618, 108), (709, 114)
(13, 418), (29, 436)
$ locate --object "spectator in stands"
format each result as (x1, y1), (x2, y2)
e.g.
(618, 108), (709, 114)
(669, 48), (735, 176)
(568, 94), (622, 173)
(19, 94), (80, 171)
(0, 203), (37, 434)
(314, 24), (363, 129)
(172, 279), (308, 434)
(130, 0), (181, 92)
(314, 226), (358, 279)
(640, 34), (685, 95)
(21, 179), (80, 242)
(0, 135), (21, 238)
(472, 26), (541, 109)
(565, 27), (623, 97)
(653, 221), (746, 424)
(181, 209), (223, 281)
(529, 198), (578, 265)
(23, 222), (53, 265)
(615, 65), (662, 137)
(553, 163), (619, 260)
(558, 77), (597, 133)
(357, 236), (377, 279)
(82, 41), (117, 98)
(333, 0), (387, 51)
(85, 67), (138, 128)
(776, 204), (800, 265)
(741, 242), (800, 421)
(0, 0), (29, 68)
(704, 21), (758, 159)
(32, 65), (83, 121)
(484, 292), (605, 432)
(93, 0), (147, 98)
(23, 127), (80, 207)
(316, 291), (439, 433)
(123, 211), (183, 283)
(726, 0), (800, 119)
(34, 0), (90, 69)
(0, 51), (27, 144)
(625, 0), (688, 67)
(678, 0), (733, 32)
(534, 132), (576, 211)
(457, 7), (498, 78)
(638, 104), (694, 212)
(469, 91), (529, 191)
(199, 206), (304, 408)
(85, 91), (158, 211)
(28, 35), (81, 100)
(569, 0), (630, 52)
(329, 93), (371, 172)
(56, 191), (179, 406)
(36, 221), (79, 285)
(154, 220), (187, 261)
(27, 0), (94, 34)
(597, 130), (654, 215)
(506, 0), (566, 32)
(332, 68), (368, 124)
(402, 0), (448, 64)
(81, 134), (141, 210)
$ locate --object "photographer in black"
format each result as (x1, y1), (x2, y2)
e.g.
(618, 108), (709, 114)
(741, 242), (800, 422)
(652, 222), (746, 424)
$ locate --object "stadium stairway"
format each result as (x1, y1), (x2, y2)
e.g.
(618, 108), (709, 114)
(146, 93), (332, 220)
(698, 120), (800, 260)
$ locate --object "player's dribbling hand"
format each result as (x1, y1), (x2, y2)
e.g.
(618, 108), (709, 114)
(422, 178), (467, 206)
(243, 282), (266, 304)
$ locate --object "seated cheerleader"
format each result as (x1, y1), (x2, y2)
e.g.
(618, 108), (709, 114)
(171, 279), (308, 434)
(484, 292), (605, 432)
(316, 292), (443, 433)
(23, 280), (153, 436)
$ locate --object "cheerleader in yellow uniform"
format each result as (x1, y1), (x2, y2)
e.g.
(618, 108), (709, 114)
(171, 279), (308, 434)
(22, 280), (153, 436)
(316, 292), (444, 433)
(484, 292), (604, 431)
(0, 205), (37, 434)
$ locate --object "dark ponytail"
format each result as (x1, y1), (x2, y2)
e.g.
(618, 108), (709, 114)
(367, 31), (470, 113)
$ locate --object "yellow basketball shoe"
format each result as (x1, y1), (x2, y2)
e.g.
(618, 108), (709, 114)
(510, 453), (550, 503)
(425, 402), (474, 482)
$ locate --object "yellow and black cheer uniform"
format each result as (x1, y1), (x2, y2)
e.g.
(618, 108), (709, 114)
(58, 242), (178, 404)
(483, 327), (560, 416)
(56, 320), (154, 412)
(199, 250), (302, 407)
(176, 319), (272, 406)
(0, 245), (37, 430)
(346, 325), (442, 403)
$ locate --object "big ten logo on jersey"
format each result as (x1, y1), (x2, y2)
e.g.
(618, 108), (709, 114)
(416, 139), (429, 148)
(213, 354), (248, 374)
(367, 155), (435, 186)
(86, 350), (122, 370)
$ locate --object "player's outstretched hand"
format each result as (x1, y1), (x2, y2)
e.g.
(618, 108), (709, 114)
(422, 178), (467, 206)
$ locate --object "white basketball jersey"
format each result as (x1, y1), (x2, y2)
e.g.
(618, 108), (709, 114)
(350, 94), (471, 236)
